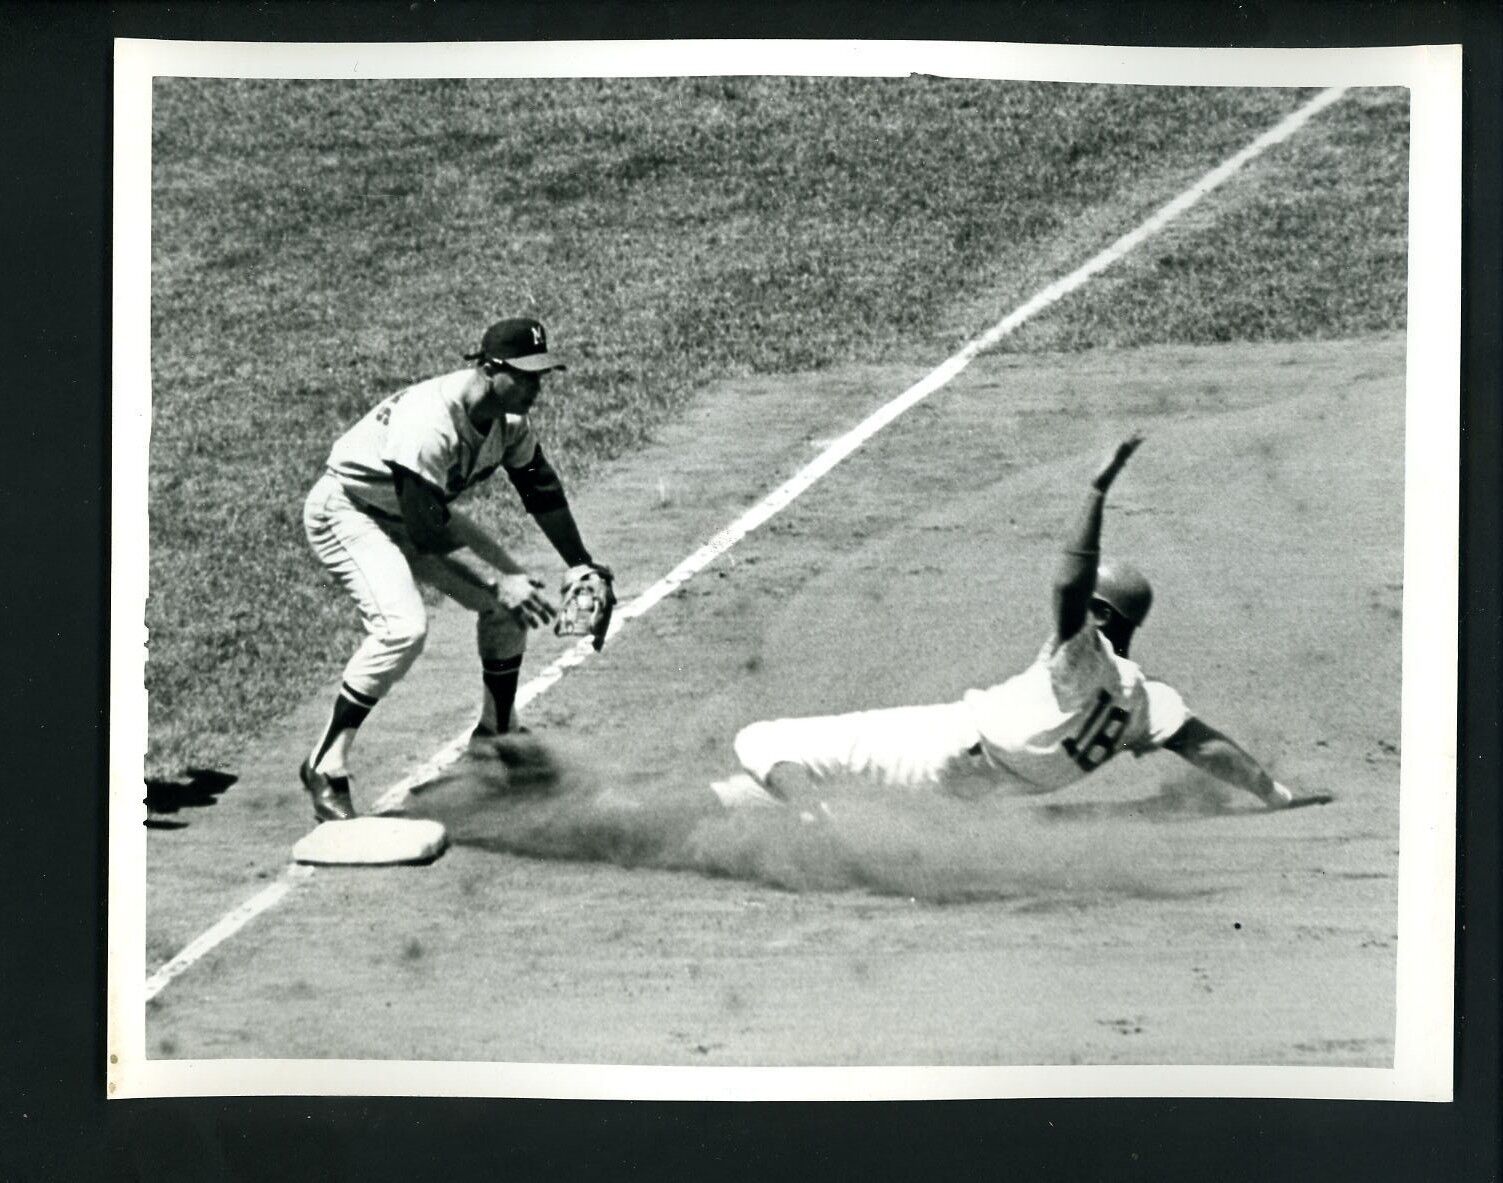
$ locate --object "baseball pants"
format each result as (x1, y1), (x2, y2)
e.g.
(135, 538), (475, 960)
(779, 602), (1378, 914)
(303, 474), (526, 702)
(733, 700), (992, 793)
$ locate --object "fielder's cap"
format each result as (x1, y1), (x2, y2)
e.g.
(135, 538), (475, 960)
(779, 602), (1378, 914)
(466, 317), (567, 373)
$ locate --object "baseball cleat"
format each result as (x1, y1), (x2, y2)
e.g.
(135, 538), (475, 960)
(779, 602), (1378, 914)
(300, 759), (357, 823)
(709, 773), (783, 810)
(466, 724), (531, 759)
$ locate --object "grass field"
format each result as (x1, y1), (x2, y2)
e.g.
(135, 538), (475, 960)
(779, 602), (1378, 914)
(146, 79), (1406, 779)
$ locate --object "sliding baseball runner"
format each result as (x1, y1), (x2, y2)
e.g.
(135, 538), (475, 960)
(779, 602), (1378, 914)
(712, 434), (1331, 818)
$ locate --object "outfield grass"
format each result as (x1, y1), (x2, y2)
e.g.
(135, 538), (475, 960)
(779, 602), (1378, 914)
(1007, 87), (1408, 351)
(147, 79), (1406, 778)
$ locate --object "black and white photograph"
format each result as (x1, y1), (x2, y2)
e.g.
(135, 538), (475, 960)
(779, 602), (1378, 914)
(107, 38), (1459, 1100)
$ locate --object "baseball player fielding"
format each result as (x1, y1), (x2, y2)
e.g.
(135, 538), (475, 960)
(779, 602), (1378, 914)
(299, 317), (614, 822)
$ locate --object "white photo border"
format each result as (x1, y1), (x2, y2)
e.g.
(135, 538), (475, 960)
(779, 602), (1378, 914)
(108, 38), (1461, 1101)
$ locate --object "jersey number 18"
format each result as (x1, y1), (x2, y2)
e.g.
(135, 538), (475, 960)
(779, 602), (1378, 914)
(1062, 689), (1130, 771)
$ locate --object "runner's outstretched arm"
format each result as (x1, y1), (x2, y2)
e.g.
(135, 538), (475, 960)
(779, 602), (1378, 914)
(1163, 716), (1331, 810)
(1053, 433), (1144, 641)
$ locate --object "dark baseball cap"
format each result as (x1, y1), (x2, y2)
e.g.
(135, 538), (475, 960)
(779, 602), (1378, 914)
(465, 317), (567, 373)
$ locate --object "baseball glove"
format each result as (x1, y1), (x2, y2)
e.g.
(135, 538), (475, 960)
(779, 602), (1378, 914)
(555, 563), (616, 651)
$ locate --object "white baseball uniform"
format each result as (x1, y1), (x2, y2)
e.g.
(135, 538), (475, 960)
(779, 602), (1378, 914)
(304, 369), (539, 702)
(733, 626), (1189, 797)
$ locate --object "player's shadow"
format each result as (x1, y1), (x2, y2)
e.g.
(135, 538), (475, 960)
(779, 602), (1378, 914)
(144, 768), (238, 829)
(1035, 776), (1241, 822)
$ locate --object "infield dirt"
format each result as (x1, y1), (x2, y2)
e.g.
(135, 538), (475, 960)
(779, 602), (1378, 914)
(146, 333), (1402, 1066)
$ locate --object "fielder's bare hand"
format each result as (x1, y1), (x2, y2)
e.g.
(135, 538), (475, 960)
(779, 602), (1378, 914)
(1092, 432), (1145, 493)
(496, 573), (556, 629)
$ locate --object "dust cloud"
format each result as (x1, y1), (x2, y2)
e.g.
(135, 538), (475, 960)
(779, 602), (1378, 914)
(409, 737), (1237, 906)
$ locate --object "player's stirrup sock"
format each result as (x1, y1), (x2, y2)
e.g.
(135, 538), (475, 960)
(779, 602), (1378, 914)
(310, 683), (378, 775)
(478, 655), (524, 736)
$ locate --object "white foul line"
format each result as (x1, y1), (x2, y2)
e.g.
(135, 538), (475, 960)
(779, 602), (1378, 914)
(145, 86), (1349, 999)
(144, 866), (314, 1002)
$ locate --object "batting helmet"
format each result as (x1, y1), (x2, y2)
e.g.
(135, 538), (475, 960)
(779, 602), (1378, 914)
(1093, 561), (1153, 628)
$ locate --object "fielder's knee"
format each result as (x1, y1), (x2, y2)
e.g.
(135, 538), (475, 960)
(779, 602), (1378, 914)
(345, 611), (428, 700)
(476, 607), (527, 662)
(378, 613), (429, 670)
